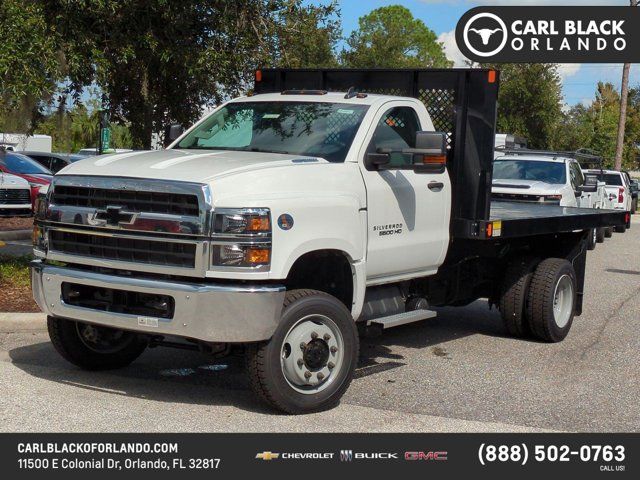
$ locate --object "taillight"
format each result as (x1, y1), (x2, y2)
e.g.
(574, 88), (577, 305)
(618, 187), (624, 203)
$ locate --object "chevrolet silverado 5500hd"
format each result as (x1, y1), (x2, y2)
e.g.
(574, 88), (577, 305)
(31, 69), (629, 413)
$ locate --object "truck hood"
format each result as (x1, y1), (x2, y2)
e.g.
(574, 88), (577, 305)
(56, 149), (327, 183)
(0, 172), (29, 187)
(492, 179), (565, 195)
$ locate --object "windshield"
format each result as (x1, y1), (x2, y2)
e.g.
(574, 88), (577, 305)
(175, 101), (369, 163)
(0, 153), (52, 175)
(493, 159), (566, 184)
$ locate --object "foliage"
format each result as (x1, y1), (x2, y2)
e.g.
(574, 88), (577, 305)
(554, 82), (640, 169)
(0, 0), (60, 132)
(274, 1), (341, 68)
(481, 63), (564, 150)
(341, 5), (451, 68)
(0, 255), (32, 288)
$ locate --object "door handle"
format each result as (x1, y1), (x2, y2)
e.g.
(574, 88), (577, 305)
(428, 181), (444, 191)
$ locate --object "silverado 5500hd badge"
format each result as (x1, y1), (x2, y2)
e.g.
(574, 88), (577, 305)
(373, 223), (403, 236)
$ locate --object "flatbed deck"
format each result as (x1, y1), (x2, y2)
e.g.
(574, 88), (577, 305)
(486, 201), (628, 239)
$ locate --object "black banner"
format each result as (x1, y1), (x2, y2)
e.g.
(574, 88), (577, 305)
(1, 433), (636, 477)
(455, 6), (639, 63)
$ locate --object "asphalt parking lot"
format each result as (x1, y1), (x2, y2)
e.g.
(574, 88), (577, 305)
(1, 217), (638, 433)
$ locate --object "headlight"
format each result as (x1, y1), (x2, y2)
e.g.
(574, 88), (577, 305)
(214, 208), (270, 235)
(212, 244), (271, 267)
(211, 208), (271, 269)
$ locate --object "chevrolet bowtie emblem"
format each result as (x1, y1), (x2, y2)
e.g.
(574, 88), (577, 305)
(255, 452), (279, 461)
(89, 205), (136, 227)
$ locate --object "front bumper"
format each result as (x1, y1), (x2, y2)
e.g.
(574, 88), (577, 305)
(31, 260), (285, 343)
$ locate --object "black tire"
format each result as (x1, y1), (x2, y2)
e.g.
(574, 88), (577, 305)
(246, 289), (359, 414)
(604, 227), (613, 238)
(586, 228), (597, 250)
(499, 256), (538, 337)
(631, 198), (637, 214)
(47, 316), (147, 370)
(614, 224), (627, 233)
(595, 227), (606, 243)
(526, 259), (577, 343)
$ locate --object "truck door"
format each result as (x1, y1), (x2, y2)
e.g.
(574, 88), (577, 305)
(359, 103), (451, 282)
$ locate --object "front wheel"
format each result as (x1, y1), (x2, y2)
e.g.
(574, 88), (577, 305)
(47, 317), (147, 370)
(246, 289), (359, 414)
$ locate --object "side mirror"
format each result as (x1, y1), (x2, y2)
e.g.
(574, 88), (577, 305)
(412, 131), (447, 174)
(164, 123), (184, 147)
(364, 152), (390, 171)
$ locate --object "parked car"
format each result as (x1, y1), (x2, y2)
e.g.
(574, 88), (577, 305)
(0, 151), (52, 205)
(583, 169), (633, 232)
(21, 151), (86, 174)
(492, 151), (594, 208)
(492, 150), (610, 250)
(32, 68), (628, 414)
(0, 172), (32, 217)
(622, 171), (638, 214)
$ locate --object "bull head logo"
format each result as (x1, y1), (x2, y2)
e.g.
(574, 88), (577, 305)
(468, 28), (502, 45)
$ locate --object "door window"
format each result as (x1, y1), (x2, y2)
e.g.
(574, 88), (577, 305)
(368, 107), (420, 167)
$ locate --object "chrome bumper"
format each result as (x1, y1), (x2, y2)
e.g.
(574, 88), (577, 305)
(31, 260), (285, 343)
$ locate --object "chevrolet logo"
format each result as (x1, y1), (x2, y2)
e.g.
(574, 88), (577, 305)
(89, 205), (136, 227)
(255, 452), (279, 461)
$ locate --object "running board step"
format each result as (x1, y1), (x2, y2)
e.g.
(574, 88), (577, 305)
(368, 309), (437, 329)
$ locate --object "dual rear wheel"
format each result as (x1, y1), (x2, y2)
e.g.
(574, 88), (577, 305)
(499, 257), (577, 342)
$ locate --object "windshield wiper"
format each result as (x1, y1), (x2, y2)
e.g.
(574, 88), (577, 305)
(243, 147), (291, 155)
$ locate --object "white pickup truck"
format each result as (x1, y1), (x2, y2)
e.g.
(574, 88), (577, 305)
(31, 69), (628, 413)
(491, 149), (610, 248)
(0, 171), (32, 217)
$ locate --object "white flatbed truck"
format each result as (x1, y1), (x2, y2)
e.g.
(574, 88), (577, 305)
(31, 69), (629, 413)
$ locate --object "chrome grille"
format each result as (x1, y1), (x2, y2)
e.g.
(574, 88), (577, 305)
(49, 230), (197, 268)
(52, 185), (199, 216)
(0, 188), (31, 204)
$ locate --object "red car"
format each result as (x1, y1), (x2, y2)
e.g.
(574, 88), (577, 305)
(0, 151), (53, 205)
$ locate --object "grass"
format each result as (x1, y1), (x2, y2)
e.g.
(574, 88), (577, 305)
(0, 255), (33, 288)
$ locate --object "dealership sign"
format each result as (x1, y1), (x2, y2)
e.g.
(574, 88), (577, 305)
(455, 7), (640, 63)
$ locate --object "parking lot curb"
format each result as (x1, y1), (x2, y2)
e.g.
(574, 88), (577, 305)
(0, 229), (31, 241)
(0, 312), (46, 332)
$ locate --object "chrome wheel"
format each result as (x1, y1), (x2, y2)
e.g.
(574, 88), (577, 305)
(76, 322), (135, 353)
(280, 314), (344, 394)
(552, 275), (573, 328)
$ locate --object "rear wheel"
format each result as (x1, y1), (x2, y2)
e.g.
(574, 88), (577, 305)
(526, 259), (577, 343)
(614, 224), (627, 233)
(246, 289), (359, 414)
(631, 198), (637, 214)
(604, 227), (613, 238)
(595, 227), (606, 243)
(587, 229), (597, 250)
(499, 256), (538, 337)
(47, 317), (147, 370)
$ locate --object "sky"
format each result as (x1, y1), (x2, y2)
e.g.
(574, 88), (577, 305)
(332, 0), (640, 107)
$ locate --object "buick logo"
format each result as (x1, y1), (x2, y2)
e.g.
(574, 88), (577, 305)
(463, 12), (508, 57)
(89, 205), (136, 227)
(340, 450), (353, 462)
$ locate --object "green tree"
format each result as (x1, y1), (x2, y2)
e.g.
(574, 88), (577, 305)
(553, 82), (640, 170)
(483, 63), (564, 149)
(341, 5), (451, 68)
(0, 0), (60, 133)
(275, 1), (341, 68)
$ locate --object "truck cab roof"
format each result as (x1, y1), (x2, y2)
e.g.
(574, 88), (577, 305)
(238, 91), (419, 107)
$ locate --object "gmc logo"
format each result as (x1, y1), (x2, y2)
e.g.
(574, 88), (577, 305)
(404, 451), (448, 461)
